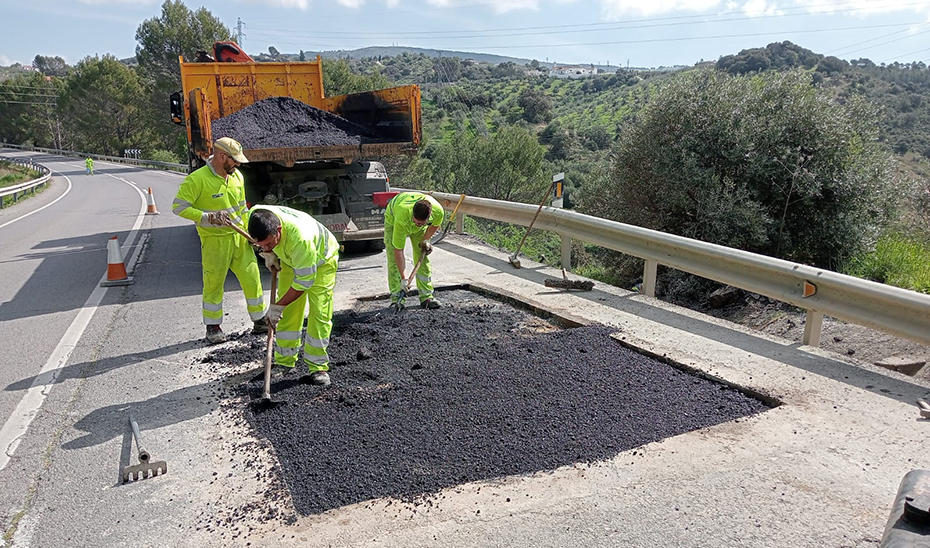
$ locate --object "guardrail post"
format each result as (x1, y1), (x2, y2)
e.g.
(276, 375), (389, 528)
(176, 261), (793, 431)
(802, 310), (823, 347)
(561, 233), (572, 270)
(643, 259), (658, 297)
(455, 210), (464, 234)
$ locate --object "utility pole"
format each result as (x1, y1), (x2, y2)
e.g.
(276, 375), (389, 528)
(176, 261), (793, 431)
(236, 17), (246, 46)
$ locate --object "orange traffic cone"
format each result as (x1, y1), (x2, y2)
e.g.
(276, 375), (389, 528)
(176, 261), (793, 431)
(145, 187), (159, 215)
(100, 236), (135, 287)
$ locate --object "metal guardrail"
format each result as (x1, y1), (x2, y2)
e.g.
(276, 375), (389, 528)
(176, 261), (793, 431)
(0, 143), (187, 173)
(0, 156), (51, 208)
(422, 189), (930, 349)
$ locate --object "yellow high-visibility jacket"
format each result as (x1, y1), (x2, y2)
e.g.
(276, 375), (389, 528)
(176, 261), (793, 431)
(253, 205), (339, 292)
(384, 192), (444, 249)
(172, 164), (249, 238)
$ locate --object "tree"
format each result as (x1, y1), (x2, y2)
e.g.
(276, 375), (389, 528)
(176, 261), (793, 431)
(0, 72), (65, 149)
(322, 58), (389, 96)
(58, 55), (152, 156)
(517, 87), (552, 124)
(586, 68), (901, 270)
(430, 125), (545, 202)
(433, 56), (461, 83)
(33, 55), (69, 77)
(268, 46), (282, 60)
(135, 0), (231, 88)
(299, 50), (306, 62)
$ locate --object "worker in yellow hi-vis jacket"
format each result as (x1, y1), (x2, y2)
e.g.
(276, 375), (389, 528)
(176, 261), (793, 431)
(384, 191), (444, 311)
(248, 205), (339, 386)
(172, 137), (266, 344)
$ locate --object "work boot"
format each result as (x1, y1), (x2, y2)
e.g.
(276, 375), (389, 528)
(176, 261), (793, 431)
(252, 320), (268, 335)
(420, 298), (441, 310)
(307, 371), (331, 386)
(270, 365), (296, 380)
(206, 325), (227, 344)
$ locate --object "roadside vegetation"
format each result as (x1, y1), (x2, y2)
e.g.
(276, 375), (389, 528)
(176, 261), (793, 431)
(0, 160), (42, 207)
(1, 1), (928, 300)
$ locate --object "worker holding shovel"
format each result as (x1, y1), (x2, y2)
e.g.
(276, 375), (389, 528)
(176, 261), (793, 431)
(248, 205), (339, 386)
(172, 137), (267, 344)
(384, 192), (444, 312)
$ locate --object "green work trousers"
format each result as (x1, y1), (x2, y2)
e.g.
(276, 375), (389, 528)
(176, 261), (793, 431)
(273, 254), (338, 371)
(201, 235), (265, 325)
(384, 224), (433, 305)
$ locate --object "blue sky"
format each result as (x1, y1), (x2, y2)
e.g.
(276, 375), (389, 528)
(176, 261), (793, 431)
(1, 0), (928, 69)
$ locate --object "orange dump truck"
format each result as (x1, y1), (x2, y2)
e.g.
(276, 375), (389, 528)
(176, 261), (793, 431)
(170, 47), (421, 248)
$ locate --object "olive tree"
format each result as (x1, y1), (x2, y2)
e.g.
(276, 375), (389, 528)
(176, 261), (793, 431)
(584, 68), (901, 270)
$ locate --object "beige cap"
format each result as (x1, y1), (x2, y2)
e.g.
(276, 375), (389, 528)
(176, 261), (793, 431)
(213, 137), (249, 163)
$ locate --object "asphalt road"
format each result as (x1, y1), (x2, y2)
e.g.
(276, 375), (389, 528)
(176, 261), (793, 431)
(0, 149), (927, 548)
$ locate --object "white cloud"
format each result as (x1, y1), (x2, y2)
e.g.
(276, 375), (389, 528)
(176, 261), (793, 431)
(799, 0), (930, 16)
(240, 0), (310, 8)
(600, 0), (722, 18)
(600, 0), (930, 18)
(384, 0), (401, 6)
(75, 0), (158, 4)
(338, 0), (364, 6)
(426, 0), (540, 14)
(741, 0), (781, 17)
(0, 55), (13, 66)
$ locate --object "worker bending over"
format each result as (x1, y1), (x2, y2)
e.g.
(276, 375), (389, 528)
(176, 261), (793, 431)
(85, 157), (94, 175)
(249, 205), (339, 386)
(384, 191), (444, 311)
(172, 137), (266, 344)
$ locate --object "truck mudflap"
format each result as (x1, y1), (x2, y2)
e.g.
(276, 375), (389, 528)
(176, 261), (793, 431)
(315, 213), (384, 242)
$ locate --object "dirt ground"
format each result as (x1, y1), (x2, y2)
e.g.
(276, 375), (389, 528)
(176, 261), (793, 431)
(696, 291), (930, 382)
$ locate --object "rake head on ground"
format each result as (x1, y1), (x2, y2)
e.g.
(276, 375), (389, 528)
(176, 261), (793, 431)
(122, 460), (167, 483)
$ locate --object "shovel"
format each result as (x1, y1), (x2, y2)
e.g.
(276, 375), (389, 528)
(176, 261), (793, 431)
(393, 251), (427, 314)
(252, 268), (286, 413)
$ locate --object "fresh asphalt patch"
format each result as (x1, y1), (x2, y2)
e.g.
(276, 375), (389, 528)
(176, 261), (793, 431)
(219, 289), (769, 515)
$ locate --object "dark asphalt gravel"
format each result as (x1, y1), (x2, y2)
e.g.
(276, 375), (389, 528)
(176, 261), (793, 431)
(239, 289), (769, 515)
(211, 96), (387, 150)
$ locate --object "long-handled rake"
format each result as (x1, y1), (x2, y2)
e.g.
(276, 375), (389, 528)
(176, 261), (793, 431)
(509, 184), (552, 269)
(122, 410), (167, 483)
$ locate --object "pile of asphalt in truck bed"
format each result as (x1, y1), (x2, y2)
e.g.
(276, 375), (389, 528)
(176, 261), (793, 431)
(243, 289), (769, 515)
(211, 96), (388, 150)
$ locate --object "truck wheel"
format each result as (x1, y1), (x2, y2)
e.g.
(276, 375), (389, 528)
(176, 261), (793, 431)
(366, 240), (385, 252)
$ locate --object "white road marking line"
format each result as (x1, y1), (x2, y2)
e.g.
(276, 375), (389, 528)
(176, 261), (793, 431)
(0, 174), (147, 472)
(0, 171), (72, 230)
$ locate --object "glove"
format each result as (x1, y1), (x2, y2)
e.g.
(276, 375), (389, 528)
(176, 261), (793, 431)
(258, 252), (280, 272)
(418, 241), (433, 255)
(207, 211), (232, 226)
(265, 304), (285, 328)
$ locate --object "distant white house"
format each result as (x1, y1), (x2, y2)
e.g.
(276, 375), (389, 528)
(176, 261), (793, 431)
(548, 65), (596, 79)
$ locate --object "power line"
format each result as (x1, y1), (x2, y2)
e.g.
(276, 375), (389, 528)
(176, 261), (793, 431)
(0, 100), (56, 105)
(253, 22), (921, 52)
(0, 90), (59, 98)
(825, 23), (929, 55)
(247, 0), (928, 40)
(833, 27), (930, 58)
(880, 46), (930, 63)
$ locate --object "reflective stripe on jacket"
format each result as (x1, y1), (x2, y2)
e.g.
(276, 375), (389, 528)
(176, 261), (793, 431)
(172, 164), (249, 238)
(253, 205), (339, 292)
(384, 192), (444, 250)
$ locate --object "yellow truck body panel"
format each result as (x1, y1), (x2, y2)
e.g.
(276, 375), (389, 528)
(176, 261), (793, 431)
(178, 55), (421, 163)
